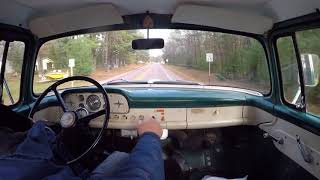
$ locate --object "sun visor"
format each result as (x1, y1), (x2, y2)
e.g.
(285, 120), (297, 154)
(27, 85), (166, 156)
(29, 4), (123, 38)
(172, 4), (274, 34)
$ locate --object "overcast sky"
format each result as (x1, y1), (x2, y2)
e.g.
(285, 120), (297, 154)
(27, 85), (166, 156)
(139, 29), (172, 57)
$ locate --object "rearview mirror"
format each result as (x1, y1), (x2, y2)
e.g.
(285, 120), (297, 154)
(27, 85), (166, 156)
(132, 38), (164, 50)
(301, 53), (320, 87)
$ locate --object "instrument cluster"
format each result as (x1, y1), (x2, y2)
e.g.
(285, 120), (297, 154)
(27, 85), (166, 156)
(63, 93), (129, 115)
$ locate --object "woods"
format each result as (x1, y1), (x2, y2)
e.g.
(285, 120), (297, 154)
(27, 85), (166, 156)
(37, 30), (150, 76)
(162, 30), (270, 84)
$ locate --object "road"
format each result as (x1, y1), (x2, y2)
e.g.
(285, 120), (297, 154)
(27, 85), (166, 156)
(100, 63), (183, 84)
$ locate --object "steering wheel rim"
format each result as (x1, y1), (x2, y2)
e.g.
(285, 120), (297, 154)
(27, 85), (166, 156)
(29, 76), (110, 164)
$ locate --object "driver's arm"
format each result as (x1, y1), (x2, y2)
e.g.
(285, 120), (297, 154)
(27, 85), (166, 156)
(90, 117), (164, 180)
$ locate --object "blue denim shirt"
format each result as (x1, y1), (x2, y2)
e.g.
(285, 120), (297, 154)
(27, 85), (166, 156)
(0, 122), (164, 180)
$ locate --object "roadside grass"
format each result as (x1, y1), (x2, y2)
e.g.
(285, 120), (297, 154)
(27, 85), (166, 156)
(308, 104), (320, 116)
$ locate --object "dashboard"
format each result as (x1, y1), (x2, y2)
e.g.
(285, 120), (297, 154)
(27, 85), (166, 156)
(31, 86), (320, 179)
(53, 87), (274, 130)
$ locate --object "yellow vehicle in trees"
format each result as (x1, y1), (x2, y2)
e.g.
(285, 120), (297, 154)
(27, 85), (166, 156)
(44, 71), (67, 80)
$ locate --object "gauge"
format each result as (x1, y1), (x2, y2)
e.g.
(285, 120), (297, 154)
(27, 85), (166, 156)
(79, 103), (85, 108)
(75, 108), (89, 119)
(78, 94), (85, 101)
(86, 94), (101, 111)
(64, 95), (75, 109)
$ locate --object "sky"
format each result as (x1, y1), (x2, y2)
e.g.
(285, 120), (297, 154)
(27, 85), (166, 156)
(139, 29), (172, 57)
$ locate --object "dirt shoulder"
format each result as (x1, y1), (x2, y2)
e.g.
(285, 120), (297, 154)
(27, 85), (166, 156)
(165, 65), (213, 84)
(164, 64), (269, 93)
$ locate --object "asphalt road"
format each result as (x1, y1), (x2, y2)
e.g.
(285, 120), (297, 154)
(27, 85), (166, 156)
(100, 63), (182, 83)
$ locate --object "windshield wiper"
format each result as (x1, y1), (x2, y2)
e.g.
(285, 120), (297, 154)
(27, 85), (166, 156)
(104, 79), (201, 85)
(105, 78), (128, 84)
(151, 80), (201, 85)
(103, 79), (148, 85)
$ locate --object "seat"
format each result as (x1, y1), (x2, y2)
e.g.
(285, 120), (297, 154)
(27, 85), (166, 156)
(0, 104), (31, 132)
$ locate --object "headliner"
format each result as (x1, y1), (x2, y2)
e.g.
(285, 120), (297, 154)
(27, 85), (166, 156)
(0, 0), (319, 37)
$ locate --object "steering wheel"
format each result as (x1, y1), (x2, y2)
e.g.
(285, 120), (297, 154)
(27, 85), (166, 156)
(29, 76), (110, 164)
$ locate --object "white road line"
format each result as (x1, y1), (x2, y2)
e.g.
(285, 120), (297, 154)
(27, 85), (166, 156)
(160, 64), (182, 80)
(98, 65), (148, 84)
(159, 64), (173, 80)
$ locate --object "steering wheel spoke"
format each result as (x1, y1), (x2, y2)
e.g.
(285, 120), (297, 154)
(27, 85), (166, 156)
(53, 88), (68, 112)
(78, 110), (105, 124)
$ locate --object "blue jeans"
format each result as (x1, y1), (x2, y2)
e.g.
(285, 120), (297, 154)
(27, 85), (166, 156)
(92, 151), (129, 176)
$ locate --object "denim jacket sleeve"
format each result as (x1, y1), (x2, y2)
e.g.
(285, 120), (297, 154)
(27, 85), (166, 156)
(90, 132), (164, 180)
(0, 122), (164, 180)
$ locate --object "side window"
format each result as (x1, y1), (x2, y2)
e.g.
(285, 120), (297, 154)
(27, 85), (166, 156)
(277, 36), (300, 104)
(0, 41), (25, 105)
(296, 29), (320, 116)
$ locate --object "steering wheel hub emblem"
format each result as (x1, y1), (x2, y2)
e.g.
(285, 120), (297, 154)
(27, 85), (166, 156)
(60, 111), (76, 128)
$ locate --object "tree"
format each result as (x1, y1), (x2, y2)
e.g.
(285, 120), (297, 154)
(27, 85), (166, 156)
(162, 30), (270, 89)
(65, 36), (97, 76)
(48, 38), (69, 69)
(7, 42), (24, 73)
(93, 30), (148, 69)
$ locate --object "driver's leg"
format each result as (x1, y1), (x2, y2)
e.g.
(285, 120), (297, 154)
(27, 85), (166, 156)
(0, 127), (26, 155)
(92, 151), (129, 176)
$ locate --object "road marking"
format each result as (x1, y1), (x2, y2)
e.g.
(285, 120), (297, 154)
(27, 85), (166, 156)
(98, 63), (184, 83)
(98, 65), (147, 84)
(132, 65), (149, 80)
(159, 64), (174, 80)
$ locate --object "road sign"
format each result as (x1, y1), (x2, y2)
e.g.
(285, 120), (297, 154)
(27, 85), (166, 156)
(206, 53), (214, 62)
(206, 53), (214, 84)
(68, 59), (75, 87)
(68, 59), (75, 68)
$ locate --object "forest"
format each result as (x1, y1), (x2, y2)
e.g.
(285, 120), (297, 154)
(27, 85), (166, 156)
(36, 30), (149, 76)
(162, 30), (270, 85)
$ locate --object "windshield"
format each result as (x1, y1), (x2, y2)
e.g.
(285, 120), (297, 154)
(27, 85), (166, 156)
(34, 29), (270, 94)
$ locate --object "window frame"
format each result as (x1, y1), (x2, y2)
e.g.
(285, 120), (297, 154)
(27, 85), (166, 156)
(272, 19), (320, 115)
(0, 23), (32, 107)
(32, 27), (272, 96)
(274, 33), (307, 112)
(0, 41), (10, 103)
(295, 28), (320, 117)
(0, 40), (26, 106)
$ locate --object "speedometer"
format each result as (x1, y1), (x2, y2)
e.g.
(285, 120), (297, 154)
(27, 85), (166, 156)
(86, 95), (101, 111)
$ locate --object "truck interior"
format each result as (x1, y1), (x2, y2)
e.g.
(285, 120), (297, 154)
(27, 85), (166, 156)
(0, 0), (320, 179)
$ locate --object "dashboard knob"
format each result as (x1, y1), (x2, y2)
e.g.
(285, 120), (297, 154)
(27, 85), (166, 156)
(138, 115), (144, 121)
(121, 115), (128, 120)
(212, 109), (219, 115)
(130, 115), (136, 121)
(113, 114), (119, 120)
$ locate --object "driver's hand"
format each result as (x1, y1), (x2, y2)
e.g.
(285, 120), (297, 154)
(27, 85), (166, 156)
(137, 116), (162, 138)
